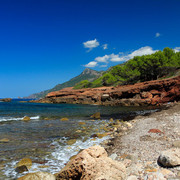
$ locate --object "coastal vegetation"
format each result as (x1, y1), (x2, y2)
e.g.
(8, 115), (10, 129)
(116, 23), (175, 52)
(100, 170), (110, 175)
(74, 47), (180, 89)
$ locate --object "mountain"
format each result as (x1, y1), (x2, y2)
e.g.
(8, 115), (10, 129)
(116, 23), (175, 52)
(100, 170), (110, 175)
(26, 68), (103, 99)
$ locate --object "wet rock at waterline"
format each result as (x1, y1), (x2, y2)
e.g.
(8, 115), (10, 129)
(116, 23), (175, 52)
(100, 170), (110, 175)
(15, 165), (28, 173)
(1, 98), (12, 102)
(0, 138), (10, 143)
(66, 139), (77, 145)
(91, 112), (101, 119)
(23, 116), (31, 121)
(60, 117), (69, 121)
(17, 171), (56, 180)
(15, 158), (32, 170)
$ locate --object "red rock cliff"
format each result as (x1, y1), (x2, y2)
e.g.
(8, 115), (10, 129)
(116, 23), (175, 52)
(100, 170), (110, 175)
(33, 76), (180, 106)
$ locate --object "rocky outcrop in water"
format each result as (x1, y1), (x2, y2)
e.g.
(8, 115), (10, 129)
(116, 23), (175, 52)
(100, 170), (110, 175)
(1, 98), (12, 102)
(31, 76), (180, 106)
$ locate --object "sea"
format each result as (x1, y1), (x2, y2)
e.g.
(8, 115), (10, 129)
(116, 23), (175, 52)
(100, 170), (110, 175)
(0, 99), (160, 179)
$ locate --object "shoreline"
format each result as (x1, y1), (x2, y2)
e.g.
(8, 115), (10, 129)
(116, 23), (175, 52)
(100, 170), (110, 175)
(100, 101), (180, 179)
(2, 102), (179, 179)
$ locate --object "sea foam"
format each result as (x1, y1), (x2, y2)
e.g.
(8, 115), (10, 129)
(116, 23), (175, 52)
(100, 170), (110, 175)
(0, 116), (40, 122)
(3, 135), (109, 179)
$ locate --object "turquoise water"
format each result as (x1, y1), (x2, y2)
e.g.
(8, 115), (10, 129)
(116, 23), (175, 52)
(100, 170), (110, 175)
(0, 99), (159, 179)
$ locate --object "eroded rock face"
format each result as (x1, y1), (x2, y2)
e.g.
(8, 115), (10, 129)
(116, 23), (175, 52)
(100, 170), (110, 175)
(158, 148), (180, 167)
(55, 145), (126, 180)
(32, 76), (180, 106)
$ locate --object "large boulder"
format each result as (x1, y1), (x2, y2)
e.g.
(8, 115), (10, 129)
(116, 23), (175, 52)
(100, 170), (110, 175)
(17, 172), (55, 180)
(55, 145), (126, 180)
(158, 148), (180, 167)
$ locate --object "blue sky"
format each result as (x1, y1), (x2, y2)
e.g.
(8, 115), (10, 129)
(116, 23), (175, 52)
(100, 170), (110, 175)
(0, 0), (180, 98)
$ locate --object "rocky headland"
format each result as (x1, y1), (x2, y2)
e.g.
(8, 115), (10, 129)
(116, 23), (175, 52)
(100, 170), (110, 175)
(30, 75), (180, 106)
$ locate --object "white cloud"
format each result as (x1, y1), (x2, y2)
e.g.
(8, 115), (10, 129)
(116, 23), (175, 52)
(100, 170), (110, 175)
(128, 46), (157, 59)
(94, 53), (124, 63)
(174, 47), (180, 53)
(84, 61), (98, 67)
(109, 53), (123, 62)
(95, 55), (109, 63)
(83, 39), (100, 51)
(94, 46), (157, 65)
(102, 44), (108, 50)
(85, 46), (158, 68)
(155, 32), (161, 37)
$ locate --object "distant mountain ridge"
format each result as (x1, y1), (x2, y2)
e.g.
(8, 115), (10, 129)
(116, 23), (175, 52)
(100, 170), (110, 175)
(26, 68), (103, 99)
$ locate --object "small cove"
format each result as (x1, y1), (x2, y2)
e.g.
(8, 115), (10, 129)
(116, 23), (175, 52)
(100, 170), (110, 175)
(0, 99), (160, 179)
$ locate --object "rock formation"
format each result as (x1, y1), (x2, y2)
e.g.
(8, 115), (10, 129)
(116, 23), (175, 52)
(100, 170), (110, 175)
(31, 76), (180, 106)
(55, 145), (126, 180)
(158, 148), (180, 167)
(1, 98), (12, 102)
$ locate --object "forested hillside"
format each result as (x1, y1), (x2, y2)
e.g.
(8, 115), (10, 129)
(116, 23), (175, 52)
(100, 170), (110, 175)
(74, 47), (180, 89)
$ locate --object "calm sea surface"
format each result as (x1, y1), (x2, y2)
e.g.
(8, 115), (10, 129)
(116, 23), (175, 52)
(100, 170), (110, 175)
(0, 99), (159, 179)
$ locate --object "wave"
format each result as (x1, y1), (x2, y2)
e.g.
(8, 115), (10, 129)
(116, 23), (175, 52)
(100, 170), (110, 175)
(3, 135), (109, 179)
(0, 116), (40, 122)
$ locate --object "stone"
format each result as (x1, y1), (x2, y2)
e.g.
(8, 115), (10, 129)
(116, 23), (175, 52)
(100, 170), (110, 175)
(79, 122), (86, 125)
(66, 139), (77, 145)
(123, 159), (132, 167)
(145, 168), (158, 172)
(76, 130), (82, 133)
(158, 148), (180, 167)
(97, 133), (108, 138)
(127, 175), (138, 180)
(90, 134), (98, 138)
(38, 165), (50, 168)
(172, 140), (180, 148)
(110, 118), (113, 122)
(23, 116), (31, 121)
(141, 91), (153, 99)
(0, 138), (10, 143)
(109, 153), (117, 160)
(91, 112), (101, 119)
(55, 145), (126, 180)
(160, 169), (175, 178)
(1, 98), (12, 102)
(144, 172), (166, 180)
(148, 129), (163, 134)
(60, 117), (69, 121)
(16, 158), (32, 169)
(101, 94), (110, 101)
(17, 172), (56, 180)
(15, 165), (28, 173)
(125, 122), (133, 128)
